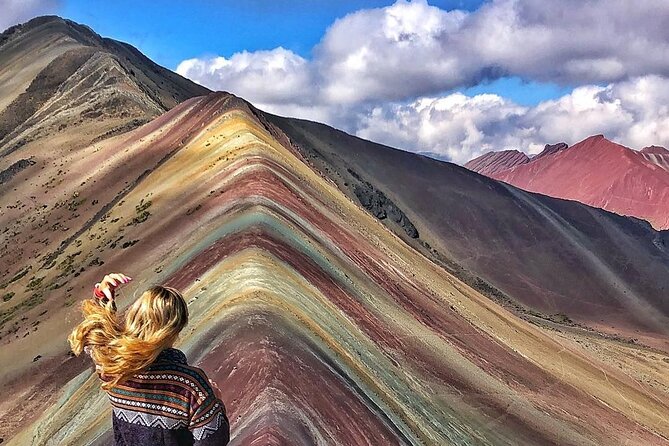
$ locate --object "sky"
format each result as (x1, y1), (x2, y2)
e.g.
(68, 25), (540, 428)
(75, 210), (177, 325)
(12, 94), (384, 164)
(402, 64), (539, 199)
(3, 0), (669, 163)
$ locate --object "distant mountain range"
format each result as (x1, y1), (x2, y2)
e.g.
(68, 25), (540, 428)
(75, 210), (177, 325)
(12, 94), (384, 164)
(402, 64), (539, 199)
(1, 16), (668, 446)
(466, 136), (669, 229)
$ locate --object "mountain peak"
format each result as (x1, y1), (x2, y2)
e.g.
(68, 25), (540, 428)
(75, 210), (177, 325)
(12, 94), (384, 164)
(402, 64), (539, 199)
(464, 149), (530, 176)
(1, 15), (103, 49)
(477, 133), (669, 229)
(532, 142), (568, 160)
(565, 134), (632, 157)
(0, 13), (208, 158)
(640, 145), (669, 155)
(580, 133), (619, 146)
(639, 145), (669, 172)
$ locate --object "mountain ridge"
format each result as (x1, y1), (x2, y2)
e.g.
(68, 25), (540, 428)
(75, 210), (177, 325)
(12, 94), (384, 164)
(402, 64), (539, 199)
(4, 90), (668, 446)
(1, 17), (668, 446)
(464, 148), (530, 175)
(467, 134), (669, 229)
(266, 113), (669, 344)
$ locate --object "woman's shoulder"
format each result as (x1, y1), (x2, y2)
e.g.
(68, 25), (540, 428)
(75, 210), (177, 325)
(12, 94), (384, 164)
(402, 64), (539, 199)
(111, 348), (229, 443)
(141, 349), (214, 397)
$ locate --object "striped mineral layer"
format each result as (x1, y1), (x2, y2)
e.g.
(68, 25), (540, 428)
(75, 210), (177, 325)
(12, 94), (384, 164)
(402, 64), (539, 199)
(1, 93), (667, 445)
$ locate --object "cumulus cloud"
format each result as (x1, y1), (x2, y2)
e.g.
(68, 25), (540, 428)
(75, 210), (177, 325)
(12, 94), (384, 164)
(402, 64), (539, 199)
(356, 93), (528, 163)
(179, 0), (669, 104)
(176, 0), (669, 163)
(177, 47), (315, 108)
(319, 0), (669, 102)
(316, 0), (467, 104)
(0, 0), (60, 32)
(357, 76), (669, 164)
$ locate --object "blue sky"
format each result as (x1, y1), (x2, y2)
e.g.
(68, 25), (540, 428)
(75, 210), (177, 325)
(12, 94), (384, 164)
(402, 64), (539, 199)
(460, 78), (574, 107)
(60, 1), (481, 68)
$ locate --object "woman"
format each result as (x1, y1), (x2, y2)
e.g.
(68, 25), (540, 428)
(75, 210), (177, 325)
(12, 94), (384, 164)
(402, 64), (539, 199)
(69, 273), (230, 445)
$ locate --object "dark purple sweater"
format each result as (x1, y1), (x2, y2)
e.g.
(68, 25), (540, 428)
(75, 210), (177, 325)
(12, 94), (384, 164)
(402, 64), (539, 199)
(103, 348), (230, 446)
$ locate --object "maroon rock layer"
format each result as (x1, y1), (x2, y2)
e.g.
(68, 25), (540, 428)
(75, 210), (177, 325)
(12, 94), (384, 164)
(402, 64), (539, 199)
(487, 135), (669, 229)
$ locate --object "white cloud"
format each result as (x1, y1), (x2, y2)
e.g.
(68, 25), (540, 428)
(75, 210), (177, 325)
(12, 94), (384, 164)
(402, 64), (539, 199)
(357, 76), (669, 164)
(608, 76), (669, 146)
(316, 0), (467, 104)
(356, 93), (528, 163)
(175, 0), (669, 163)
(177, 0), (669, 106)
(176, 47), (315, 107)
(316, 0), (669, 102)
(0, 0), (60, 32)
(464, 0), (669, 84)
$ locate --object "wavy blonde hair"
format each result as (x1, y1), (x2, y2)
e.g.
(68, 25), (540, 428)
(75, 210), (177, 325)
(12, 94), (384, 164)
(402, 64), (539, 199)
(68, 285), (189, 390)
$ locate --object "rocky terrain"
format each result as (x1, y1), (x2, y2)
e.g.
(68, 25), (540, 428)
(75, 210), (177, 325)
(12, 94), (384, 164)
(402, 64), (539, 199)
(1, 16), (668, 446)
(0, 15), (208, 315)
(269, 115), (669, 350)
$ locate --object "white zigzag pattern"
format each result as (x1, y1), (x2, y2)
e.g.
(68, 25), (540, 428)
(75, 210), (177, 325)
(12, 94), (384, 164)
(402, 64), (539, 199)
(113, 407), (188, 430)
(192, 408), (226, 441)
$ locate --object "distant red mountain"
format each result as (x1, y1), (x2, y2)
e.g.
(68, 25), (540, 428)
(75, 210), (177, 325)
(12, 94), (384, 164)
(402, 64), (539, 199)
(466, 135), (669, 229)
(464, 149), (529, 175)
(640, 145), (669, 172)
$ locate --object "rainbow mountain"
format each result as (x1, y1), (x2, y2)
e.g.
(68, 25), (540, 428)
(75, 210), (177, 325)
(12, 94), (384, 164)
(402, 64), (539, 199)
(1, 16), (668, 446)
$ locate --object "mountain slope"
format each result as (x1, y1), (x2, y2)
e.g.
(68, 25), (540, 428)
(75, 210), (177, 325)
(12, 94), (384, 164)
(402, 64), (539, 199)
(1, 16), (667, 446)
(0, 15), (208, 159)
(640, 145), (669, 172)
(0, 16), (209, 297)
(266, 115), (669, 349)
(464, 149), (530, 175)
(2, 92), (667, 446)
(469, 135), (669, 229)
(463, 143), (569, 175)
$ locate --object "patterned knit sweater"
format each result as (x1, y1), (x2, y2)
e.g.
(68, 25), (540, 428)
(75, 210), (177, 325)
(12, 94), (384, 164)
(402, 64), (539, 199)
(103, 348), (230, 445)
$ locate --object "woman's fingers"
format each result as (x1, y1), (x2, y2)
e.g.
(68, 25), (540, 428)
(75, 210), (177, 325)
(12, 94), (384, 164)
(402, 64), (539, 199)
(101, 275), (115, 287)
(101, 273), (132, 289)
(114, 273), (132, 283)
(94, 273), (132, 302)
(108, 273), (132, 285)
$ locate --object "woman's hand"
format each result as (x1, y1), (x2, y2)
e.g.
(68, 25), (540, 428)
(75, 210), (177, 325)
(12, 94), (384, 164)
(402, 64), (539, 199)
(94, 273), (132, 301)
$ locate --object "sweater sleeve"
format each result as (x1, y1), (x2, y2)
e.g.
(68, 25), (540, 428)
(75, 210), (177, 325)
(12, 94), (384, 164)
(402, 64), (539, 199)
(188, 370), (230, 445)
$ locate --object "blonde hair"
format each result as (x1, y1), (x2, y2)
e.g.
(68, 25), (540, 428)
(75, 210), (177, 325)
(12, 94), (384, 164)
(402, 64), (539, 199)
(68, 285), (189, 390)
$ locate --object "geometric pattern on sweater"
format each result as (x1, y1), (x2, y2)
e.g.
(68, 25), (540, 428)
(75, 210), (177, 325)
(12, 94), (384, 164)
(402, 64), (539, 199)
(105, 348), (229, 442)
(192, 405), (227, 441)
(113, 407), (188, 430)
